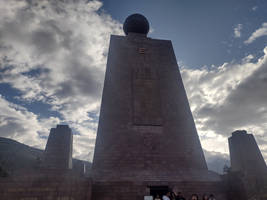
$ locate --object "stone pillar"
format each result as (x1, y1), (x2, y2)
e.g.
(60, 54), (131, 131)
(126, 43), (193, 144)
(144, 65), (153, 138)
(229, 130), (267, 175)
(43, 125), (73, 170)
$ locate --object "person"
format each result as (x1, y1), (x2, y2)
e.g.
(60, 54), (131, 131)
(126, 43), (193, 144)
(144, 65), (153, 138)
(190, 194), (199, 200)
(170, 191), (176, 200)
(202, 194), (209, 200)
(155, 194), (161, 200)
(175, 192), (186, 200)
(208, 194), (215, 200)
(162, 191), (171, 200)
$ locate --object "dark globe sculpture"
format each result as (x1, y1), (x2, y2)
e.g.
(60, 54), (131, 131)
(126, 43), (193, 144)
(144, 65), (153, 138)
(123, 14), (150, 36)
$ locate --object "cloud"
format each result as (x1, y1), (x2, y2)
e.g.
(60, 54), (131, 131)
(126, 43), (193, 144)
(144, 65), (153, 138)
(245, 22), (267, 44)
(0, 0), (122, 160)
(204, 150), (230, 174)
(234, 24), (242, 38)
(181, 46), (267, 164)
(252, 6), (258, 11)
(0, 95), (59, 148)
(0, 0), (266, 172)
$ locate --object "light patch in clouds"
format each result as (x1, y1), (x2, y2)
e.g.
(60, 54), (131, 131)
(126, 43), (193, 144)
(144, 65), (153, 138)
(252, 6), (258, 11)
(245, 22), (267, 44)
(181, 46), (267, 164)
(234, 24), (242, 38)
(204, 150), (230, 174)
(0, 0), (122, 160)
(0, 95), (59, 148)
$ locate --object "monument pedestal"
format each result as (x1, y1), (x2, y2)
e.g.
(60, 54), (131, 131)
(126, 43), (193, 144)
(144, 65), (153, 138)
(92, 181), (226, 200)
(92, 169), (227, 199)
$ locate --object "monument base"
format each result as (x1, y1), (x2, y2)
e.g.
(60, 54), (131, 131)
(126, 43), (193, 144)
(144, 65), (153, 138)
(92, 170), (227, 200)
(0, 170), (92, 200)
(92, 180), (227, 200)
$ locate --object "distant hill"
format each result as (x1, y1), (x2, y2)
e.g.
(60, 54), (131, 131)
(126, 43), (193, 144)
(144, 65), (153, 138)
(0, 137), (230, 176)
(0, 137), (91, 176)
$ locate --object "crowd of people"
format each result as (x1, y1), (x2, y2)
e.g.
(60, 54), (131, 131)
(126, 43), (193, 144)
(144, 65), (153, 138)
(156, 191), (216, 200)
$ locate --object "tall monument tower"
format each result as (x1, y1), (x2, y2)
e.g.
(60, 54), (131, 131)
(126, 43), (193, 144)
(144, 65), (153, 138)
(43, 125), (73, 170)
(229, 130), (267, 175)
(92, 14), (225, 199)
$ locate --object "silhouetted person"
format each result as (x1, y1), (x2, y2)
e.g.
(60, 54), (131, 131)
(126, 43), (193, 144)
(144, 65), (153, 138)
(155, 194), (161, 200)
(162, 191), (171, 200)
(202, 194), (209, 200)
(170, 191), (176, 200)
(190, 194), (199, 200)
(208, 194), (215, 200)
(175, 192), (185, 200)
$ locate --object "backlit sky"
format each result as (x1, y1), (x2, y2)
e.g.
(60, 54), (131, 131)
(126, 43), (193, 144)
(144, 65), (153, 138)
(0, 0), (267, 173)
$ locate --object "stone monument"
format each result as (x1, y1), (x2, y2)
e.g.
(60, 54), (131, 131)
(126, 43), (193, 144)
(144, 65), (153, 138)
(92, 14), (226, 199)
(229, 130), (267, 175)
(43, 124), (73, 170)
(228, 130), (267, 198)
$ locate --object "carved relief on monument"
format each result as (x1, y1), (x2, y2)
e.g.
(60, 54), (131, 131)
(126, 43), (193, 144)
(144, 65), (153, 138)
(132, 67), (162, 126)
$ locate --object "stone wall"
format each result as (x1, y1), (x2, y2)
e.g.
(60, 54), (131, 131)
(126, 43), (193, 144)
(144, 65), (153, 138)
(0, 170), (91, 200)
(92, 180), (227, 200)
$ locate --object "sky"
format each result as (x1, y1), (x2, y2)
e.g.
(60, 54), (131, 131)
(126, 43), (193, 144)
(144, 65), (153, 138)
(0, 0), (267, 174)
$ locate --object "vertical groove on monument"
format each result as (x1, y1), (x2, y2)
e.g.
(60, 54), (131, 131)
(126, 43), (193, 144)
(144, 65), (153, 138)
(92, 14), (226, 199)
(43, 125), (73, 170)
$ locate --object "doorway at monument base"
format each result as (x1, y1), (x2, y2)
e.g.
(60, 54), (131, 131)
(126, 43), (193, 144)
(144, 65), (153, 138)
(0, 170), (92, 200)
(92, 180), (227, 200)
